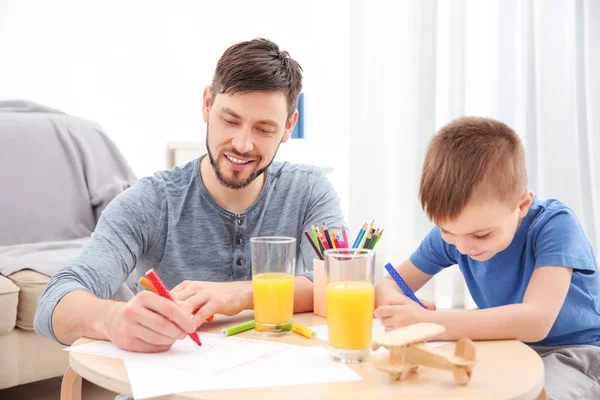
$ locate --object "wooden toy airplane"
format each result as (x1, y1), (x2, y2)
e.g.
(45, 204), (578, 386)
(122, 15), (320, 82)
(372, 322), (478, 385)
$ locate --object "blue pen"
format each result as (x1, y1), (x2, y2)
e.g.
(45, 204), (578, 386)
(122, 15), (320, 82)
(384, 263), (425, 308)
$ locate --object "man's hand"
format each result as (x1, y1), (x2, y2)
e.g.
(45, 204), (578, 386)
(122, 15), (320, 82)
(374, 293), (435, 332)
(171, 280), (253, 327)
(103, 291), (196, 353)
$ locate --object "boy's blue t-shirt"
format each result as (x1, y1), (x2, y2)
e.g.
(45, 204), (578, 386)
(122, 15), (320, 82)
(410, 196), (600, 347)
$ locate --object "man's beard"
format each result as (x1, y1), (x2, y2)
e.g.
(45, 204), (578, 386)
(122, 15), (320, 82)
(206, 126), (278, 189)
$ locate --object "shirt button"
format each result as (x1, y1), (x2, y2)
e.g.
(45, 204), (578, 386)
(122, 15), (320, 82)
(236, 237), (243, 245)
(236, 258), (244, 266)
(237, 217), (244, 225)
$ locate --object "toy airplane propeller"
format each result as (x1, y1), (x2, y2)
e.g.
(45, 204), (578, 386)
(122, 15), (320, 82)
(372, 322), (479, 385)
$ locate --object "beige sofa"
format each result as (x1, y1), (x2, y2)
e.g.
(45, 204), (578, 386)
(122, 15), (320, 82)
(0, 271), (68, 389)
(0, 100), (136, 390)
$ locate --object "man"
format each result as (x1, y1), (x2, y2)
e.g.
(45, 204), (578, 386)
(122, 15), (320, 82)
(34, 38), (344, 353)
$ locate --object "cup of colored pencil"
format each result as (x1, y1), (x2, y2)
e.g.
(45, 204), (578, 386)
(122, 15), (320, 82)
(304, 221), (384, 260)
(310, 221), (383, 318)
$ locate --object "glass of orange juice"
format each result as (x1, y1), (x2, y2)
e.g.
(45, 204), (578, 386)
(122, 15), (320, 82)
(251, 237), (296, 337)
(325, 248), (375, 363)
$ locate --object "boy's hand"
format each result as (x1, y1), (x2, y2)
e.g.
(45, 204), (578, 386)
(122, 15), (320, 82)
(374, 294), (435, 332)
(375, 279), (436, 309)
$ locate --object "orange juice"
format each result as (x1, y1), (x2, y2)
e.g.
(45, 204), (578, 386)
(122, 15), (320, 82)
(326, 281), (374, 350)
(253, 273), (295, 328)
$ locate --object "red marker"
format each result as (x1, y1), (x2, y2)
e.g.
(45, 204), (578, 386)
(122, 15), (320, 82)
(145, 269), (202, 346)
(139, 277), (214, 322)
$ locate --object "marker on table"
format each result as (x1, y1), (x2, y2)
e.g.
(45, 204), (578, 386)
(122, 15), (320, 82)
(383, 263), (425, 308)
(221, 320), (316, 339)
(139, 277), (214, 323)
(292, 322), (316, 339)
(145, 269), (202, 346)
(221, 320), (256, 336)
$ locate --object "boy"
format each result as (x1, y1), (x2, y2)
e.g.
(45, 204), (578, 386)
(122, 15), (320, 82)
(375, 117), (600, 399)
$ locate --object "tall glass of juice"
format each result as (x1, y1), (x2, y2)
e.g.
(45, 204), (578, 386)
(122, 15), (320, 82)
(325, 248), (375, 363)
(251, 237), (296, 337)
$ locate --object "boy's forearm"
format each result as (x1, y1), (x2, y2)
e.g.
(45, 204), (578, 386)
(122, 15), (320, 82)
(375, 277), (401, 307)
(429, 303), (551, 343)
(52, 290), (117, 345)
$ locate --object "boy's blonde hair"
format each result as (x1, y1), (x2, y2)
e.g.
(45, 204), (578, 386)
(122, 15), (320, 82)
(419, 116), (528, 224)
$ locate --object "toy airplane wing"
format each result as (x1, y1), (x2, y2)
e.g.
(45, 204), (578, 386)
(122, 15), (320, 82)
(372, 322), (445, 351)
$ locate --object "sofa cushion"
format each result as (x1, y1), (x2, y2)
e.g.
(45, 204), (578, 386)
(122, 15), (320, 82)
(7, 270), (50, 330)
(0, 275), (19, 335)
(0, 328), (68, 389)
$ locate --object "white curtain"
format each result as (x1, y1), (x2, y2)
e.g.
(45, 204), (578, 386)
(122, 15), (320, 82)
(348, 0), (600, 309)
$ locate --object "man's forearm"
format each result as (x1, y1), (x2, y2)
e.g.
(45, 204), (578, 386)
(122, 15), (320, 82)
(429, 303), (551, 342)
(239, 276), (314, 313)
(240, 276), (313, 313)
(293, 276), (314, 312)
(52, 290), (117, 345)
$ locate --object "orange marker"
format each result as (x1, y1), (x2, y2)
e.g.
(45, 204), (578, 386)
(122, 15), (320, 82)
(139, 277), (214, 323)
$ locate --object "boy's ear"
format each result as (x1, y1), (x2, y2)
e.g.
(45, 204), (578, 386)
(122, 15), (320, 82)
(517, 190), (534, 218)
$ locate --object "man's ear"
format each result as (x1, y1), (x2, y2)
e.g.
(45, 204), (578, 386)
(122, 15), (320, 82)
(281, 110), (298, 143)
(202, 86), (213, 123)
(518, 189), (534, 218)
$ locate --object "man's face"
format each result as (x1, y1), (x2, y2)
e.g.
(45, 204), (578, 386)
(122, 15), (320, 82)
(202, 88), (297, 189)
(437, 192), (531, 262)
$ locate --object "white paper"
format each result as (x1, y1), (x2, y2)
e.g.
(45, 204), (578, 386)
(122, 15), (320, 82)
(309, 318), (453, 349)
(126, 345), (363, 399)
(67, 333), (291, 373)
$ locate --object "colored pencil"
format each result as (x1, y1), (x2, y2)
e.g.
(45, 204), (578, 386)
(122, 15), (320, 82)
(369, 229), (380, 250)
(322, 223), (333, 249)
(341, 225), (349, 249)
(364, 228), (374, 249)
(372, 228), (384, 248)
(331, 229), (341, 249)
(304, 230), (324, 260)
(357, 220), (374, 249)
(316, 227), (330, 250)
(311, 225), (323, 253)
(351, 223), (367, 248)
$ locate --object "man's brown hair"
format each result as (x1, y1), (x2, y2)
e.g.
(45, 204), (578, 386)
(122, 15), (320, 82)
(211, 38), (303, 118)
(419, 116), (528, 223)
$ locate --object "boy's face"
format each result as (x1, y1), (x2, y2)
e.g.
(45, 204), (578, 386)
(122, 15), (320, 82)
(202, 87), (297, 189)
(437, 191), (533, 261)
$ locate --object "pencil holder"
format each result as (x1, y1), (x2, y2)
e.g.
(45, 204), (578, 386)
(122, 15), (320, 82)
(314, 259), (327, 317)
(314, 255), (367, 318)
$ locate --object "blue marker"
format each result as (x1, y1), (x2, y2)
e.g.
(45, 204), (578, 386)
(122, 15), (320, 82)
(384, 263), (425, 308)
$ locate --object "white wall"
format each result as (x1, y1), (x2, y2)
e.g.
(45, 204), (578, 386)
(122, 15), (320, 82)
(0, 0), (352, 179)
(2, 0), (598, 285)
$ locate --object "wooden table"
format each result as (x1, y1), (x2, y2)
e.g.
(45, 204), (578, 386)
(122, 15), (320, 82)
(62, 312), (546, 400)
